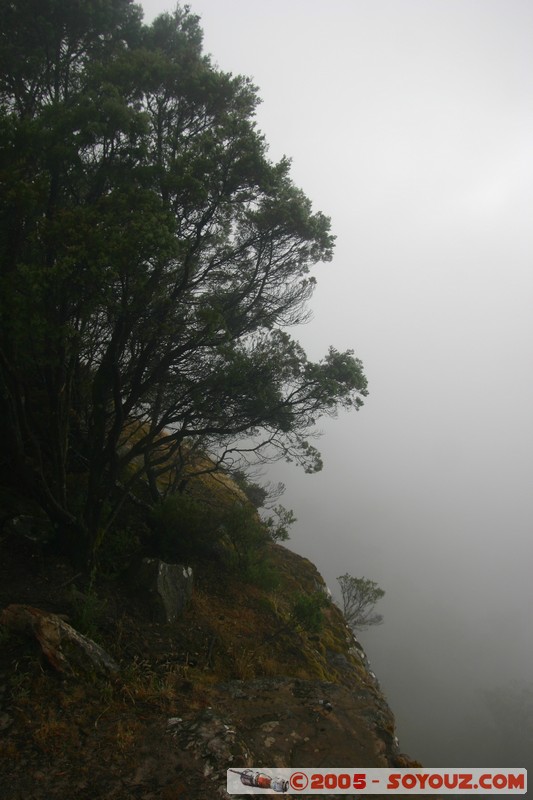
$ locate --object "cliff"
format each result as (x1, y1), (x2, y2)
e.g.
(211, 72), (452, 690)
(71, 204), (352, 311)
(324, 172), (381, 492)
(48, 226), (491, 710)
(0, 525), (420, 800)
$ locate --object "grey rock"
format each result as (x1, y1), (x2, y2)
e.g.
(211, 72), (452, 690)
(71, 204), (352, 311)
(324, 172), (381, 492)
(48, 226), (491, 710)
(1, 603), (119, 676)
(135, 558), (193, 624)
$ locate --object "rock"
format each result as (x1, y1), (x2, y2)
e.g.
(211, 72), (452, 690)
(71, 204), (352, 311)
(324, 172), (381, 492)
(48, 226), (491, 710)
(0, 604), (119, 676)
(144, 677), (421, 797)
(215, 678), (391, 768)
(165, 707), (245, 789)
(133, 559), (193, 624)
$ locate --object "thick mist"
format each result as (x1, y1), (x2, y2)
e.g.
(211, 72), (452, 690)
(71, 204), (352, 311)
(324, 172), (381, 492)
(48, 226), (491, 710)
(141, 0), (533, 771)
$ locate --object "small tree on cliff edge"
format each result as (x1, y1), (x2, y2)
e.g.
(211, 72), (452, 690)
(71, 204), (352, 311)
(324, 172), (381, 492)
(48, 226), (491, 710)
(337, 574), (385, 631)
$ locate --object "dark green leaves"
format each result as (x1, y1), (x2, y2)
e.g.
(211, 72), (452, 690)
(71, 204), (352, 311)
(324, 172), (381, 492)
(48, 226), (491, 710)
(0, 1), (368, 561)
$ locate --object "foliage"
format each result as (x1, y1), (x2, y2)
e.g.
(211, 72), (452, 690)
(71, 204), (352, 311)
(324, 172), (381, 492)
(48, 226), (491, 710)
(69, 584), (107, 640)
(229, 470), (270, 510)
(239, 556), (281, 592)
(219, 501), (267, 568)
(151, 487), (274, 577)
(337, 573), (385, 631)
(264, 504), (296, 542)
(229, 469), (294, 541)
(151, 491), (221, 564)
(96, 525), (141, 578)
(290, 591), (329, 634)
(0, 0), (368, 566)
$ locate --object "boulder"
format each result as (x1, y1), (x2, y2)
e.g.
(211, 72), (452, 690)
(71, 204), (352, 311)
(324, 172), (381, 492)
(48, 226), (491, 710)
(0, 604), (119, 676)
(134, 558), (193, 624)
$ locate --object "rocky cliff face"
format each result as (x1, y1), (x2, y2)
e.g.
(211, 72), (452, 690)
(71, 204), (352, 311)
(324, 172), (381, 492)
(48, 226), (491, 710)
(149, 547), (420, 798)
(0, 532), (419, 800)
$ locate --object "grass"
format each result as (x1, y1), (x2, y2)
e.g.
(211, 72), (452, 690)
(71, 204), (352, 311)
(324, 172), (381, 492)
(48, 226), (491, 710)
(0, 527), (383, 799)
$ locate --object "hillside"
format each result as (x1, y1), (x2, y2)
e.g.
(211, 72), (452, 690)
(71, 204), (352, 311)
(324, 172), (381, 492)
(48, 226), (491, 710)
(0, 510), (420, 800)
(0, 6), (412, 795)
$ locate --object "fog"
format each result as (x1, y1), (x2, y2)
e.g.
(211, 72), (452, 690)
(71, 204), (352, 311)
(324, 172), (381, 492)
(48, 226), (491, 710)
(141, 0), (533, 771)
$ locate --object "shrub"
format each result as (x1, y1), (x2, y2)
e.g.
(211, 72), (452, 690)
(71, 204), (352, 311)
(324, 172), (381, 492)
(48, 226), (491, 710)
(220, 503), (268, 569)
(96, 527), (141, 578)
(151, 492), (221, 563)
(290, 591), (328, 634)
(70, 585), (106, 640)
(241, 557), (280, 591)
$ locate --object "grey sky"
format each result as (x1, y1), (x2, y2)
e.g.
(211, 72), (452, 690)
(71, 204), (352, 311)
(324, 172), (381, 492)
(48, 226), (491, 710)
(141, 0), (533, 767)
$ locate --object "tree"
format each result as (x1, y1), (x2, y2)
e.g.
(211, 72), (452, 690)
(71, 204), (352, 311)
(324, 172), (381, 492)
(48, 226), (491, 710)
(0, 1), (368, 565)
(337, 574), (385, 631)
(228, 469), (294, 541)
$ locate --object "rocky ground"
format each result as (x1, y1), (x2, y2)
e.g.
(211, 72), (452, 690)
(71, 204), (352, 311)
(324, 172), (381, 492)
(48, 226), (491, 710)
(0, 531), (419, 799)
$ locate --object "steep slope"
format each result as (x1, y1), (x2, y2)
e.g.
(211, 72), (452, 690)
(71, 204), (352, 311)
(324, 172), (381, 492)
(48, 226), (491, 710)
(0, 525), (419, 800)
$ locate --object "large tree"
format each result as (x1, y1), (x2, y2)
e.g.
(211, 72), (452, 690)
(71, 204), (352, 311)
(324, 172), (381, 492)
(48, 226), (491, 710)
(0, 1), (368, 563)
